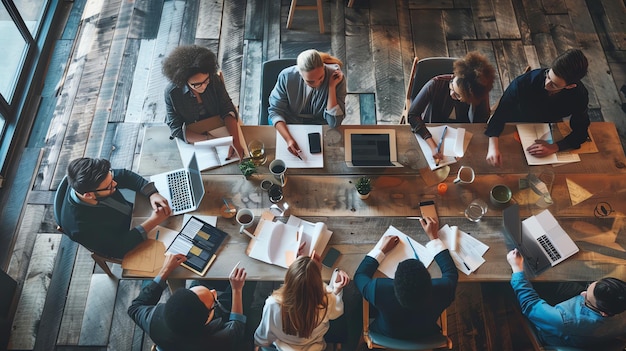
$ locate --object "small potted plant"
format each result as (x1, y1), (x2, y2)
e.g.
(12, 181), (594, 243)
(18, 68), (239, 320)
(239, 159), (257, 179)
(355, 177), (372, 199)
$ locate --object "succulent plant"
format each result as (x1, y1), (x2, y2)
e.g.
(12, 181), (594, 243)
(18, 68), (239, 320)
(355, 177), (372, 195)
(239, 160), (257, 178)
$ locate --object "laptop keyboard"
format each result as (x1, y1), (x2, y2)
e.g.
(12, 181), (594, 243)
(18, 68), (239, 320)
(537, 235), (561, 262)
(166, 170), (192, 212)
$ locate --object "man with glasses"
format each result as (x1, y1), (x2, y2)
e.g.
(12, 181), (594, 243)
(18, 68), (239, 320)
(128, 253), (248, 351)
(61, 157), (171, 259)
(485, 49), (590, 166)
(507, 249), (626, 348)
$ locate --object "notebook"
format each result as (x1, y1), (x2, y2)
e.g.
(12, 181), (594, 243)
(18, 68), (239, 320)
(344, 129), (403, 168)
(502, 204), (579, 274)
(150, 153), (205, 216)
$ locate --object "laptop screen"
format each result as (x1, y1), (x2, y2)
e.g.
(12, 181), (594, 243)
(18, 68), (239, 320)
(351, 134), (392, 165)
(502, 204), (522, 245)
(187, 153), (205, 205)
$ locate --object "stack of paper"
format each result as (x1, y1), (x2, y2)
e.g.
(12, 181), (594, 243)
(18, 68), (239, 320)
(375, 226), (435, 278)
(176, 136), (240, 171)
(437, 224), (489, 275)
(415, 125), (472, 170)
(275, 125), (324, 168)
(516, 124), (580, 165)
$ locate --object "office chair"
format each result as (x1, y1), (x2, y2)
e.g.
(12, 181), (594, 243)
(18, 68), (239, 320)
(362, 298), (452, 350)
(259, 59), (297, 125)
(399, 57), (457, 125)
(54, 176), (122, 278)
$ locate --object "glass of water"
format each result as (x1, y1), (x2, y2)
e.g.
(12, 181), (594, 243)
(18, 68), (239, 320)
(465, 199), (488, 222)
(248, 140), (266, 166)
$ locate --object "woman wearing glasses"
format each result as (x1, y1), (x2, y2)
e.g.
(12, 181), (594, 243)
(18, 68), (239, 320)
(162, 45), (244, 159)
(408, 51), (496, 161)
(254, 254), (350, 351)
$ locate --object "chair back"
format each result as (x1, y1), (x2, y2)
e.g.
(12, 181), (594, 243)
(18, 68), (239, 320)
(54, 176), (69, 231)
(259, 58), (297, 125)
(362, 298), (452, 350)
(408, 57), (457, 101)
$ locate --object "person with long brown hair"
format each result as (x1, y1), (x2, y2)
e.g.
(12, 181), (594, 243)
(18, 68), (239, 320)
(254, 254), (350, 350)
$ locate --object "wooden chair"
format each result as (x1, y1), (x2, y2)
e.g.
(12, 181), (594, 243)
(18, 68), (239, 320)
(53, 176), (122, 278)
(362, 298), (452, 350)
(259, 58), (297, 125)
(399, 57), (457, 125)
(287, 0), (324, 34)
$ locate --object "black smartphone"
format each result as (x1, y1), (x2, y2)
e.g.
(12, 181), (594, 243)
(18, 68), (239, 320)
(308, 132), (322, 153)
(322, 247), (341, 267)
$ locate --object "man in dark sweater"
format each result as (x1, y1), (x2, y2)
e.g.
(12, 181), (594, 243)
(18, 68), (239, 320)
(59, 157), (171, 258)
(485, 49), (590, 167)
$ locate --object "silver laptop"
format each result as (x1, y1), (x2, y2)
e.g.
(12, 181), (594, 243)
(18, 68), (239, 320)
(344, 129), (403, 168)
(503, 204), (578, 274)
(150, 153), (205, 216)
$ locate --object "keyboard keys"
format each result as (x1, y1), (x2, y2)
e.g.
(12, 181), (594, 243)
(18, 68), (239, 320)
(537, 235), (561, 262)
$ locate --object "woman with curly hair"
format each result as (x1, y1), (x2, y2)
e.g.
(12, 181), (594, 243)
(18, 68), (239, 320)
(254, 254), (350, 351)
(162, 45), (243, 158)
(408, 51), (496, 161)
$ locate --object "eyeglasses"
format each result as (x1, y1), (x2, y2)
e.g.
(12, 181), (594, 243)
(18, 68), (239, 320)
(583, 283), (604, 315)
(91, 170), (114, 193)
(189, 76), (210, 89)
(544, 69), (567, 91)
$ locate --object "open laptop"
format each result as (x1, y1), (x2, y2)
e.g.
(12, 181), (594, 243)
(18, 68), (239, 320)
(502, 204), (579, 274)
(150, 153), (205, 215)
(344, 129), (403, 168)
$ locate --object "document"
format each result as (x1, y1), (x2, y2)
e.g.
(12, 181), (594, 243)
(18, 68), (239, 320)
(375, 226), (435, 278)
(176, 136), (239, 171)
(516, 124), (580, 165)
(248, 215), (332, 268)
(415, 125), (472, 170)
(437, 224), (489, 275)
(276, 125), (324, 168)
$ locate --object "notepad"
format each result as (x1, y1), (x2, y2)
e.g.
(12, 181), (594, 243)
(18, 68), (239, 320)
(516, 124), (580, 165)
(415, 125), (472, 170)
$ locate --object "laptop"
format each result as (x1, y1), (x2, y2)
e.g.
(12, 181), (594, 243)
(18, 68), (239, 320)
(150, 153), (205, 216)
(502, 204), (579, 274)
(344, 129), (403, 168)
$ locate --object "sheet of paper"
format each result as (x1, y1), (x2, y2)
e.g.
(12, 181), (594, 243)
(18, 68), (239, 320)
(375, 226), (434, 278)
(275, 125), (324, 168)
(176, 136), (239, 171)
(415, 125), (459, 170)
(438, 224), (489, 275)
(516, 124), (580, 165)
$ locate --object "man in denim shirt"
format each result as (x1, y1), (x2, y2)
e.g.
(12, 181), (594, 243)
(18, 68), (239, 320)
(507, 249), (626, 348)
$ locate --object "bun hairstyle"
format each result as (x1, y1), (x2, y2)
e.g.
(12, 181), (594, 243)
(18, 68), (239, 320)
(162, 45), (218, 88)
(297, 49), (343, 72)
(453, 51), (496, 105)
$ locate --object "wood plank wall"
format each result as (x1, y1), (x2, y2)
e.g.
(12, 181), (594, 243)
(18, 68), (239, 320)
(4, 0), (625, 350)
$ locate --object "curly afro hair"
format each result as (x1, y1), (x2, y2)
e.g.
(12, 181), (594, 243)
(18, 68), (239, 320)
(394, 258), (432, 310)
(162, 45), (218, 88)
(454, 51), (496, 105)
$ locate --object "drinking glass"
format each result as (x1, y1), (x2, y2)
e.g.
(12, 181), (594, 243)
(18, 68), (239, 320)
(248, 140), (267, 166)
(465, 199), (488, 222)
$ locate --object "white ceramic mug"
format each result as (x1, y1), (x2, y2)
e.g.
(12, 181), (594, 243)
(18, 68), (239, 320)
(269, 159), (287, 186)
(236, 208), (254, 238)
(453, 166), (475, 184)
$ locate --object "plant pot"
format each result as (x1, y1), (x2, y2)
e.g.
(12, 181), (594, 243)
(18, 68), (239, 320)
(358, 192), (370, 200)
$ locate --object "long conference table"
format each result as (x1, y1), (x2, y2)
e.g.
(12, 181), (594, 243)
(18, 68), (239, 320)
(127, 123), (626, 283)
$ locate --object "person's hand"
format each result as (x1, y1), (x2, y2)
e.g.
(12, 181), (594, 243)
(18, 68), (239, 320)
(527, 139), (558, 157)
(507, 249), (524, 273)
(380, 235), (400, 254)
(148, 203), (170, 224)
(486, 137), (502, 167)
(158, 253), (186, 279)
(149, 193), (171, 216)
(227, 143), (245, 161)
(297, 241), (307, 257)
(287, 138), (301, 157)
(427, 138), (444, 163)
(229, 267), (246, 291)
(333, 269), (350, 293)
(328, 69), (343, 88)
(420, 217), (439, 240)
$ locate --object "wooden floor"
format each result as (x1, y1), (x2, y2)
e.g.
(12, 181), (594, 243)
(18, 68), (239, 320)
(2, 0), (626, 350)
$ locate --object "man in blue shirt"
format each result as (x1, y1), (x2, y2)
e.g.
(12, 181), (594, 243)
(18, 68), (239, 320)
(128, 254), (248, 351)
(507, 248), (626, 348)
(486, 49), (590, 166)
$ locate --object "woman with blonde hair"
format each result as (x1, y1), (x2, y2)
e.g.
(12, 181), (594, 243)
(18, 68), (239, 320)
(269, 49), (346, 158)
(254, 254), (350, 350)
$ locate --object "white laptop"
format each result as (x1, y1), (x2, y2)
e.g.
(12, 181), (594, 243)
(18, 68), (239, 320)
(344, 129), (403, 168)
(503, 204), (578, 274)
(150, 153), (205, 216)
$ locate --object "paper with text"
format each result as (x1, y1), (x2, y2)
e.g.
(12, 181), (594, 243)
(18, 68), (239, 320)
(437, 224), (489, 275)
(375, 226), (435, 278)
(276, 125), (324, 168)
(176, 136), (239, 171)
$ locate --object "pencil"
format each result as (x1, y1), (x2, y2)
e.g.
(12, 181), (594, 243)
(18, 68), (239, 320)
(230, 261), (241, 276)
(406, 237), (420, 260)
(435, 126), (448, 166)
(155, 230), (160, 241)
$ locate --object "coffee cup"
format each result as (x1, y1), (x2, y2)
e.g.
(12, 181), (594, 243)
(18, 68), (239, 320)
(269, 159), (287, 186)
(268, 184), (284, 203)
(490, 184), (512, 207)
(260, 179), (273, 191)
(236, 208), (255, 238)
(453, 166), (475, 184)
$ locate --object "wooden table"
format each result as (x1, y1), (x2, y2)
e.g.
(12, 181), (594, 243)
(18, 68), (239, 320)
(126, 123), (626, 282)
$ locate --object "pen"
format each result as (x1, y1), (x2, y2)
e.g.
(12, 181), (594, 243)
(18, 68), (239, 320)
(435, 126), (448, 166)
(296, 150), (303, 160)
(155, 230), (160, 241)
(230, 261), (241, 276)
(463, 261), (471, 271)
(222, 198), (234, 213)
(406, 237), (420, 260)
(406, 216), (422, 220)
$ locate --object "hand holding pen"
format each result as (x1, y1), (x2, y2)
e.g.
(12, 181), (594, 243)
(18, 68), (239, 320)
(434, 126), (448, 166)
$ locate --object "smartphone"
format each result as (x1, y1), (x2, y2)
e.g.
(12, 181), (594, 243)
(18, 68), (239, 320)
(322, 247), (341, 268)
(308, 132), (322, 154)
(419, 200), (439, 221)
